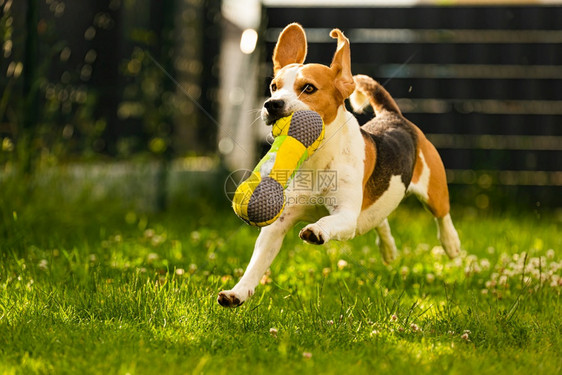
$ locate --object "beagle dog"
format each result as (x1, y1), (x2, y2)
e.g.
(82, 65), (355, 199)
(218, 23), (461, 307)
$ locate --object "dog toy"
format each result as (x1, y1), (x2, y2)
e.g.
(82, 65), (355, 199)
(232, 110), (325, 227)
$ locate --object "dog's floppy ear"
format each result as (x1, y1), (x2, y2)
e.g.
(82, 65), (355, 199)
(272, 23), (307, 76)
(330, 29), (355, 100)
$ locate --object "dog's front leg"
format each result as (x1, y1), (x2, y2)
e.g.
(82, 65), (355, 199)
(299, 179), (362, 245)
(217, 207), (299, 308)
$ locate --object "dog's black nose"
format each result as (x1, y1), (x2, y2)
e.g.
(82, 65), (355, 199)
(264, 99), (285, 114)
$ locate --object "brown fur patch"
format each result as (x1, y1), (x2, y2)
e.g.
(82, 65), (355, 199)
(361, 132), (377, 210)
(411, 143), (424, 185)
(412, 126), (450, 218)
(273, 24), (307, 75)
(353, 74), (401, 114)
(294, 64), (343, 124)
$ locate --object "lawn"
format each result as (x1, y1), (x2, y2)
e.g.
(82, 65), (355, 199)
(1, 173), (561, 375)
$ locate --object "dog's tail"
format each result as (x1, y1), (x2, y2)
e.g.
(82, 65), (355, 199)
(349, 74), (401, 116)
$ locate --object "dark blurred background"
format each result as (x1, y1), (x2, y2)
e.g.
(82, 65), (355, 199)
(1, 0), (561, 212)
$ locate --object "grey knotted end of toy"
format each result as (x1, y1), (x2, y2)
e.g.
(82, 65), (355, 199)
(288, 110), (323, 147)
(246, 177), (285, 224)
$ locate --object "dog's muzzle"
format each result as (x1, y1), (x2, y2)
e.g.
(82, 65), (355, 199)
(263, 99), (286, 125)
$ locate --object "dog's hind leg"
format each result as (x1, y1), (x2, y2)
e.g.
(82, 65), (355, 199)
(435, 214), (461, 258)
(375, 218), (398, 264)
(408, 132), (461, 258)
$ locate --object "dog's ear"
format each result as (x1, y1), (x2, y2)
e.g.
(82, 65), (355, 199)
(330, 29), (355, 100)
(272, 23), (307, 76)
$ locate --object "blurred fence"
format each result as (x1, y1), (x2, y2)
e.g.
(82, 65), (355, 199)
(262, 4), (562, 208)
(0, 0), (221, 159)
(1, 1), (561, 210)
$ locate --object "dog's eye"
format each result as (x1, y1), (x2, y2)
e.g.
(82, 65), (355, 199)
(270, 83), (277, 92)
(303, 84), (317, 94)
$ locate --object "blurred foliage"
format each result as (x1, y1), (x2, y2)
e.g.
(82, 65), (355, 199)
(1, 0), (106, 169)
(119, 47), (174, 158)
(0, 0), (220, 171)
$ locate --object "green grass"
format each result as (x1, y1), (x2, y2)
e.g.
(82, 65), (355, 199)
(1, 176), (561, 375)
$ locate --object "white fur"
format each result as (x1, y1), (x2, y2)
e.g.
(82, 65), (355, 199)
(436, 213), (461, 258)
(261, 65), (308, 119)
(298, 107), (365, 242)
(349, 89), (369, 114)
(375, 219), (398, 264)
(356, 175), (406, 235)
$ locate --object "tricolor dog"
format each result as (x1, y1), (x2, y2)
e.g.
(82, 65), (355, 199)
(218, 23), (461, 307)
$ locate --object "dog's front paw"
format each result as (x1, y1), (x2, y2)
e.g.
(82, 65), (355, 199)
(299, 223), (329, 245)
(217, 289), (253, 308)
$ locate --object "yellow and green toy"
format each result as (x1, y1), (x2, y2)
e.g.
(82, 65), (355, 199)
(232, 110), (325, 227)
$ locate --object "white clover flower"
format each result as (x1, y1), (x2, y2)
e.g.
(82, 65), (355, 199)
(498, 275), (509, 286)
(531, 269), (540, 279)
(485, 280), (495, 289)
(38, 259), (48, 270)
(426, 273), (435, 283)
(151, 235), (164, 246)
(530, 257), (540, 267)
(431, 246), (445, 257)
(269, 328), (278, 337)
(190, 231), (201, 241)
(337, 259), (348, 270)
(188, 263), (198, 274)
(500, 253), (511, 265)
